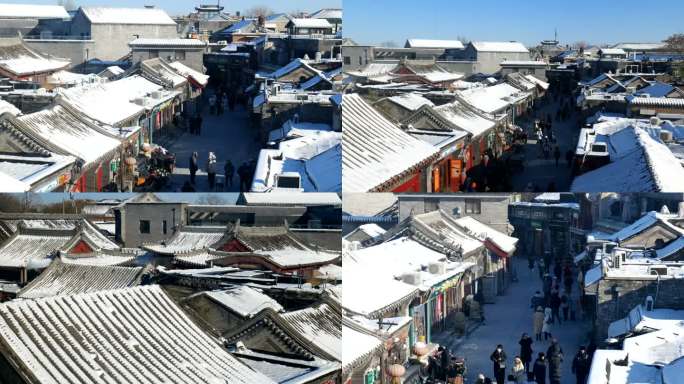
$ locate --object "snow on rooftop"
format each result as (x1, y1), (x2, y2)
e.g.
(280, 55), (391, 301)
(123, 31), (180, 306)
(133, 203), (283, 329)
(0, 3), (69, 19)
(454, 216), (518, 255)
(289, 18), (333, 29)
(600, 48), (627, 55)
(58, 75), (165, 126)
(80, 6), (176, 25)
(406, 39), (464, 49)
(343, 262), (418, 317)
(268, 120), (332, 143)
(310, 8), (342, 19)
(0, 46), (69, 76)
(342, 94), (439, 192)
(166, 61), (209, 86)
(17, 261), (142, 299)
(434, 99), (496, 137)
(471, 41), (529, 53)
(608, 304), (684, 338)
(47, 70), (98, 86)
(281, 303), (341, 361)
(342, 324), (383, 372)
(0, 285), (275, 383)
(458, 83), (526, 114)
(143, 226), (226, 255)
(386, 92), (434, 111)
(17, 104), (121, 165)
(0, 99), (20, 116)
(204, 286), (284, 318)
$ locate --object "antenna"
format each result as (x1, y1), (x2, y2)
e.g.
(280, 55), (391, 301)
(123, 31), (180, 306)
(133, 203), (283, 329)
(554, 28), (558, 43)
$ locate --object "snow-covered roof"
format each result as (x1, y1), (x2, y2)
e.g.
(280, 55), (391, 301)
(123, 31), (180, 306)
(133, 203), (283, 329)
(17, 104), (121, 165)
(0, 285), (275, 383)
(281, 302), (341, 361)
(346, 236), (477, 292)
(57, 75), (167, 126)
(251, 131), (341, 193)
(608, 304), (684, 338)
(309, 8), (342, 20)
(80, 6), (176, 25)
(204, 285), (284, 318)
(0, 99), (20, 116)
(0, 231), (71, 269)
(656, 237), (684, 259)
(342, 323), (383, 373)
(600, 48), (627, 55)
(346, 62), (398, 78)
(129, 38), (206, 47)
(141, 57), (188, 88)
(240, 192), (341, 206)
(343, 262), (419, 317)
(434, 99), (496, 137)
(628, 96), (684, 108)
(571, 126), (684, 192)
(268, 119), (332, 143)
(500, 60), (547, 66)
(458, 83), (527, 114)
(17, 261), (143, 299)
(471, 41), (528, 53)
(386, 92), (435, 111)
(143, 226), (226, 255)
(525, 74), (550, 90)
(406, 39), (464, 49)
(96, 65), (124, 79)
(289, 18), (333, 29)
(612, 42), (667, 51)
(167, 60), (209, 86)
(0, 3), (69, 19)
(454, 216), (518, 255)
(46, 70), (98, 86)
(607, 211), (684, 243)
(0, 38), (69, 76)
(342, 94), (439, 192)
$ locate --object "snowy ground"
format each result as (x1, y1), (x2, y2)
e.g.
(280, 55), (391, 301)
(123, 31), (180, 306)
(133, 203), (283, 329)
(439, 257), (592, 384)
(162, 96), (260, 192)
(511, 97), (579, 192)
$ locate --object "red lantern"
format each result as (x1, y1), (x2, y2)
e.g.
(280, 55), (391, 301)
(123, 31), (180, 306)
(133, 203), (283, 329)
(413, 341), (429, 357)
(387, 364), (405, 378)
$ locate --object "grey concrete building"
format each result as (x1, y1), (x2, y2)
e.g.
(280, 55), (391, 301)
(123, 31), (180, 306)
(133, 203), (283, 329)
(129, 38), (207, 72)
(112, 194), (186, 247)
(462, 41), (531, 75)
(69, 6), (178, 62)
(500, 60), (551, 81)
(397, 193), (518, 234)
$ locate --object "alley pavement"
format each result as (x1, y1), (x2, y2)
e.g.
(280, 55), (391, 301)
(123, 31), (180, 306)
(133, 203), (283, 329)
(442, 257), (592, 384)
(163, 100), (260, 192)
(511, 98), (580, 192)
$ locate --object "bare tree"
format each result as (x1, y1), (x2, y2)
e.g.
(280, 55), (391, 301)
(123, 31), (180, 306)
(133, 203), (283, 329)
(664, 33), (684, 52)
(245, 6), (273, 18)
(456, 35), (470, 44)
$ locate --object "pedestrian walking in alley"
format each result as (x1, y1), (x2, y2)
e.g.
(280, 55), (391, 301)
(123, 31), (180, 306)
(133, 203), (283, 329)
(440, 345), (451, 380)
(553, 145), (561, 167)
(565, 149), (574, 168)
(546, 339), (564, 384)
(550, 291), (562, 325)
(553, 262), (562, 280)
(564, 265), (574, 294)
(533, 353), (547, 384)
(207, 152), (217, 190)
(208, 94), (217, 115)
(533, 306), (545, 341)
(530, 291), (544, 310)
(490, 345), (507, 384)
(447, 356), (466, 384)
(518, 334), (533, 374)
(542, 307), (553, 340)
(510, 357), (525, 383)
(572, 346), (591, 384)
(561, 293), (570, 322)
(238, 162), (250, 192)
(189, 152), (198, 185)
(224, 160), (234, 189)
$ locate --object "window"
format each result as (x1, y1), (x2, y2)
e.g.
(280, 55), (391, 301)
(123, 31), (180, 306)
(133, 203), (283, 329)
(149, 50), (159, 59)
(465, 199), (481, 214)
(343, 56), (351, 65)
(358, 57), (362, 66)
(174, 50), (186, 60)
(139, 220), (150, 234)
(162, 220), (167, 235)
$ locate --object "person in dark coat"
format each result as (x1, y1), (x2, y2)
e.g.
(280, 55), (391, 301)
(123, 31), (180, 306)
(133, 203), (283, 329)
(572, 346), (591, 384)
(189, 152), (198, 185)
(439, 346), (450, 380)
(518, 333), (533, 374)
(490, 344), (507, 384)
(224, 160), (234, 189)
(546, 339), (564, 384)
(550, 291), (562, 324)
(553, 145), (561, 167)
(533, 353), (547, 384)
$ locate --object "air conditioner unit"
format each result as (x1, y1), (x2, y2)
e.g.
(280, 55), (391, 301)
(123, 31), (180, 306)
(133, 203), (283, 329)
(428, 262), (446, 275)
(402, 272), (422, 286)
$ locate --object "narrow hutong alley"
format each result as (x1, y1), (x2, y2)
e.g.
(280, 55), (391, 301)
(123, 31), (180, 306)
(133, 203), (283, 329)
(164, 89), (259, 192)
(511, 90), (579, 192)
(442, 256), (590, 384)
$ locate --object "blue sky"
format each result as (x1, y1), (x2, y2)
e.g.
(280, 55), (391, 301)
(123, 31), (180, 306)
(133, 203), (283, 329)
(344, 0), (684, 47)
(26, 0), (340, 16)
